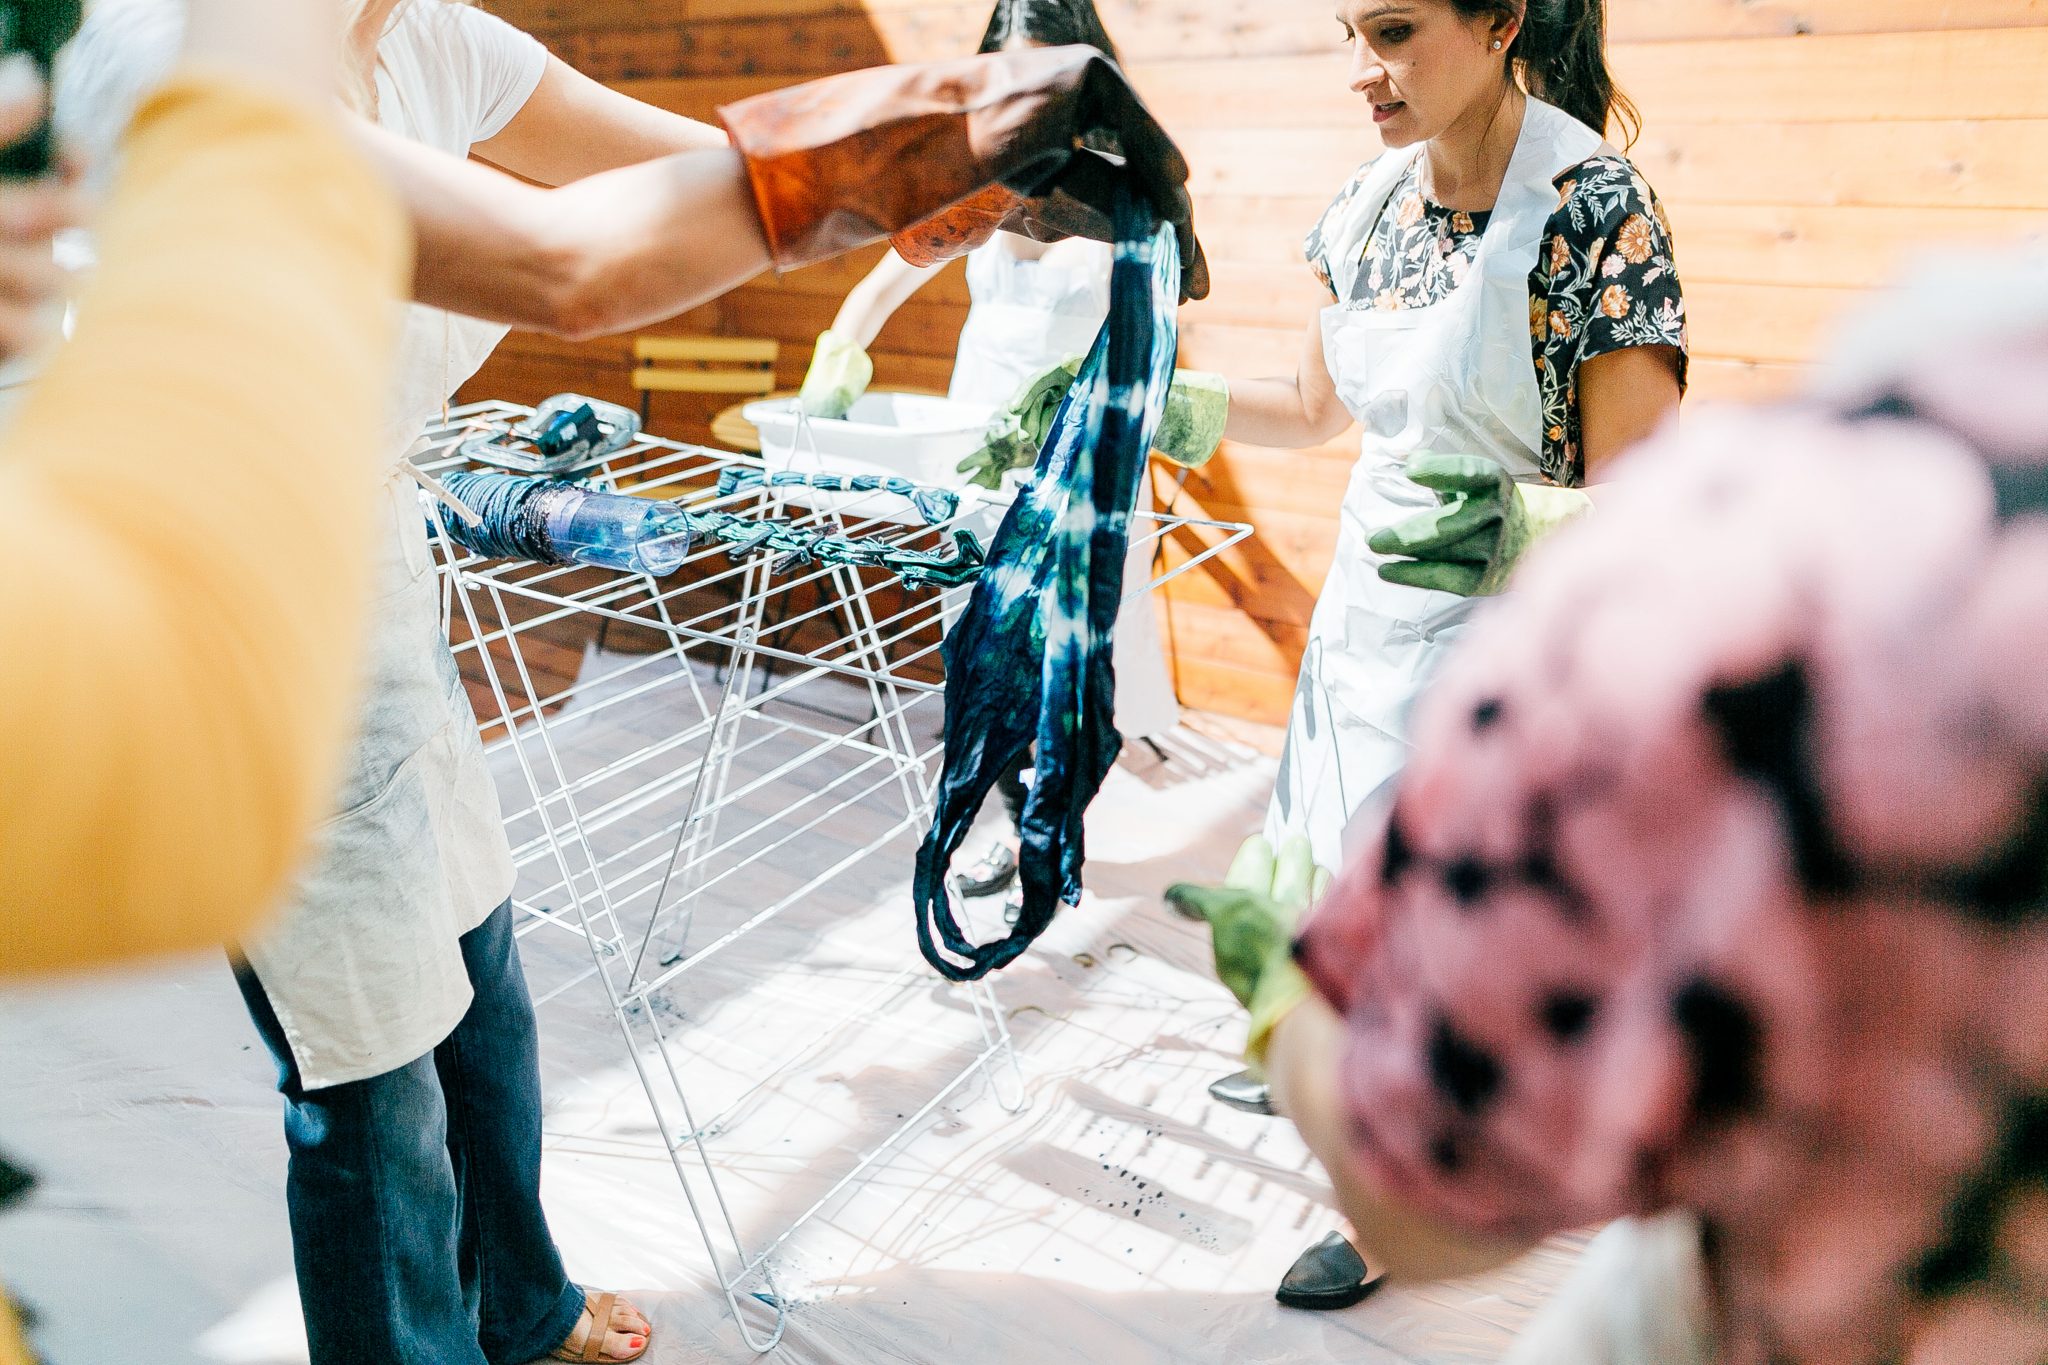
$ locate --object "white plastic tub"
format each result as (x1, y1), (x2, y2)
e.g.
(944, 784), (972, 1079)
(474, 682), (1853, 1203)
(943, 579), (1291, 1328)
(742, 392), (995, 524)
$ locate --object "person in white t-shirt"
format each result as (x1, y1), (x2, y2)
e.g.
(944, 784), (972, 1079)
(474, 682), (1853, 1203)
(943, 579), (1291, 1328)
(60, 2), (1206, 1362)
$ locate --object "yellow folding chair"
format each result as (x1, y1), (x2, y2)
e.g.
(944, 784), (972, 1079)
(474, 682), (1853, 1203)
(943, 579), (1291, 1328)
(629, 335), (780, 425)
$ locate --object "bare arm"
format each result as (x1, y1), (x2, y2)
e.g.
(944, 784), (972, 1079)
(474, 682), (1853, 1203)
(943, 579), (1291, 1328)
(361, 122), (768, 341)
(1220, 307), (1354, 449)
(1267, 996), (1537, 1281)
(1578, 344), (1683, 481)
(369, 48), (772, 340)
(472, 54), (727, 184)
(829, 247), (943, 350)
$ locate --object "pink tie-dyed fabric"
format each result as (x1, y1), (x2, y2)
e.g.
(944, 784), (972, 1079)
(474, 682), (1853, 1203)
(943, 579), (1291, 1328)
(1294, 280), (2048, 1363)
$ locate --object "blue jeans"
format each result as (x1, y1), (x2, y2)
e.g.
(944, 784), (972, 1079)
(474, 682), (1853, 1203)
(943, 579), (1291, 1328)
(235, 902), (585, 1365)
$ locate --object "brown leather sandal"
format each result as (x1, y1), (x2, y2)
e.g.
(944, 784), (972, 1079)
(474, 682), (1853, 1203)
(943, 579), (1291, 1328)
(549, 1291), (649, 1364)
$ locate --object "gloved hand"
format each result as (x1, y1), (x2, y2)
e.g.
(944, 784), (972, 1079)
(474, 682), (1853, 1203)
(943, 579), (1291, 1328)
(797, 329), (872, 419)
(958, 357), (1227, 488)
(1154, 369), (1229, 468)
(1167, 834), (1330, 1067)
(719, 46), (1208, 302)
(957, 355), (1078, 490)
(956, 421), (1038, 491)
(1368, 452), (1592, 596)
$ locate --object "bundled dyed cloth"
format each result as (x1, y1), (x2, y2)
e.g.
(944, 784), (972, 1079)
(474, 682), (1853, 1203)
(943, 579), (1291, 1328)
(713, 467), (961, 526)
(912, 187), (1178, 981)
(1292, 253), (2048, 1365)
(437, 467), (986, 589)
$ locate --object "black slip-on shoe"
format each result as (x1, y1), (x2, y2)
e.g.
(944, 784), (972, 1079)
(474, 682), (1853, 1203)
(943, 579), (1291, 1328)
(1275, 1231), (1383, 1311)
(1206, 1069), (1276, 1116)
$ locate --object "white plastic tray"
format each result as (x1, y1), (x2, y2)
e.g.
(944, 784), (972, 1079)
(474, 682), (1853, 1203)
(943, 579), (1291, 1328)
(743, 393), (994, 524)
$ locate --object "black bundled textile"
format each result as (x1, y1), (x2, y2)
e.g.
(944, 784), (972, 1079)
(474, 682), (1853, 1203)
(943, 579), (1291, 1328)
(911, 186), (1179, 981)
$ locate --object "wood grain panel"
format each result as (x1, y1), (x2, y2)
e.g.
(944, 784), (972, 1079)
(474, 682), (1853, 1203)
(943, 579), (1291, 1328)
(1685, 281), (1876, 365)
(1161, 600), (1314, 677)
(1168, 656), (1296, 728)
(707, 287), (974, 355)
(609, 70), (2048, 212)
(1671, 204), (2048, 287)
(493, 0), (2048, 41)
(1119, 31), (2048, 132)
(1611, 28), (2048, 123)
(1634, 120), (2048, 210)
(493, 2), (2048, 75)
(1190, 194), (1350, 267)
(1609, 0), (2048, 41)
(1159, 523), (1331, 633)
(515, 1), (1333, 75)
(1682, 358), (1811, 405)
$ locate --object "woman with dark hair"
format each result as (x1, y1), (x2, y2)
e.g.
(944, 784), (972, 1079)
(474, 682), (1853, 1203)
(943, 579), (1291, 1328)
(1127, 0), (1688, 1313)
(1228, 0), (1684, 874)
(979, 0), (1121, 63)
(802, 0), (1182, 914)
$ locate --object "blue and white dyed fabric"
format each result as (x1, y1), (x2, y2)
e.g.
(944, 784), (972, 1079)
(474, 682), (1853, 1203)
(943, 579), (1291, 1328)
(912, 188), (1180, 982)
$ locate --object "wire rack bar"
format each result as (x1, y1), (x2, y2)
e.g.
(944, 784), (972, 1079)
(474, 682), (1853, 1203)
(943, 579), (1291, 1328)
(419, 398), (1250, 1352)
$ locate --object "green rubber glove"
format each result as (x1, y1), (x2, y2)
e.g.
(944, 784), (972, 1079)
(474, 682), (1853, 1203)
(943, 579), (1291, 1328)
(1367, 452), (1592, 596)
(1153, 369), (1229, 468)
(956, 354), (1083, 490)
(1166, 834), (1331, 1068)
(797, 329), (874, 419)
(1010, 352), (1085, 453)
(955, 425), (1035, 490)
(957, 358), (1229, 489)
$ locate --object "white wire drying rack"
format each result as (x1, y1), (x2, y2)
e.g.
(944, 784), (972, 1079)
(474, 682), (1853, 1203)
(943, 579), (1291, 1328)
(414, 398), (1254, 1352)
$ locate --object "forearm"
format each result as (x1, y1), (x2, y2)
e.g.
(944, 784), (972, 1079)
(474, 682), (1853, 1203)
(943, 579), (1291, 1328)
(367, 125), (769, 341)
(1268, 997), (1535, 1281)
(1224, 374), (1352, 449)
(830, 248), (941, 350)
(517, 147), (771, 340)
(0, 77), (408, 974)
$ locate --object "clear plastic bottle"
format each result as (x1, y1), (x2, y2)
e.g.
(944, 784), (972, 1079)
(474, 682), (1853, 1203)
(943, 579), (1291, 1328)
(543, 488), (693, 577)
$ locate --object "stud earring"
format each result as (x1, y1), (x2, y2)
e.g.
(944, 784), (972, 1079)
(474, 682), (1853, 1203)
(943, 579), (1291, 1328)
(1492, 38), (1504, 49)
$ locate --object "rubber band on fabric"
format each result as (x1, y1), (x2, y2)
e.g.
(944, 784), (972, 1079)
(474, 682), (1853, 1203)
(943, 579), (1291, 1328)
(911, 185), (1180, 982)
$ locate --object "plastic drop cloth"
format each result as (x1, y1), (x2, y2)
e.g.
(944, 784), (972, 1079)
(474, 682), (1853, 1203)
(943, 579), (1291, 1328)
(0, 655), (1580, 1365)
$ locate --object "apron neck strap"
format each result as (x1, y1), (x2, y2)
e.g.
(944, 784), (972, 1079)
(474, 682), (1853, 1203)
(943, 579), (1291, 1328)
(1324, 99), (1604, 301)
(1483, 98), (1606, 249)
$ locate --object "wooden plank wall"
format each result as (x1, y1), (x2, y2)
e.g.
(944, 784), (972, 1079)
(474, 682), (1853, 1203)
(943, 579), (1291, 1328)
(463, 0), (2048, 725)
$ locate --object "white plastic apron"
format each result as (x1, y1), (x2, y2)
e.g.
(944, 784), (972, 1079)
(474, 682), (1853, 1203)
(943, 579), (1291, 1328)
(1266, 100), (1602, 870)
(236, 303), (517, 1090)
(952, 237), (1181, 740)
(949, 237), (1113, 408)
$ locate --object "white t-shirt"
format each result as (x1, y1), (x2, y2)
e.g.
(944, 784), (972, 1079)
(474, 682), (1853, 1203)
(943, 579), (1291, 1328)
(55, 0), (548, 464)
(377, 0), (548, 464)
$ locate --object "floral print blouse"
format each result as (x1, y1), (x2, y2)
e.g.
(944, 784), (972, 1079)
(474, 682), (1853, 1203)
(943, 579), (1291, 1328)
(1305, 152), (1688, 487)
